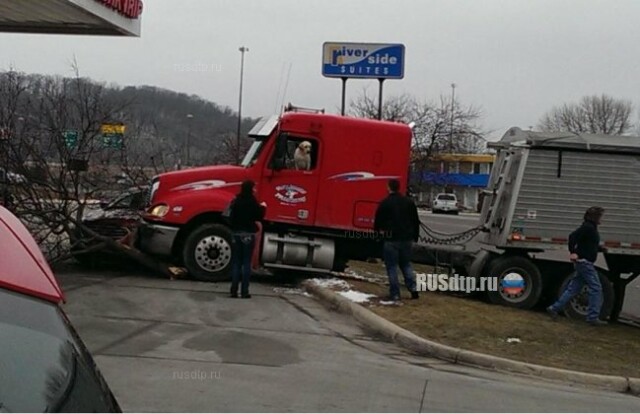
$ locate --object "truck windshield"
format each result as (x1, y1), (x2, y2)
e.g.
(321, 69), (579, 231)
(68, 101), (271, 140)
(241, 138), (266, 167)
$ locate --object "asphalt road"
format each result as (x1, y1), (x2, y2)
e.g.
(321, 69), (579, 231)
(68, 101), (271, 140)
(58, 269), (640, 412)
(418, 211), (640, 320)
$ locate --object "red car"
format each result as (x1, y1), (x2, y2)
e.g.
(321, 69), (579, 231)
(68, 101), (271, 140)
(0, 206), (121, 412)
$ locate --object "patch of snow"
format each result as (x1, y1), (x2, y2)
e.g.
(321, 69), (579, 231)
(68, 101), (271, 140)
(338, 290), (376, 303)
(506, 337), (521, 344)
(337, 269), (387, 284)
(310, 278), (350, 290)
(378, 300), (398, 306)
(273, 287), (311, 297)
(346, 273), (373, 281)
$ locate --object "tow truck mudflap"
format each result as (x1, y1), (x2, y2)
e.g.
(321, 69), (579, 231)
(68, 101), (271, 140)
(468, 249), (492, 278)
(252, 222), (263, 272)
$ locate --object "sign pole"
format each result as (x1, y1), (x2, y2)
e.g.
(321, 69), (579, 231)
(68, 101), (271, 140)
(341, 77), (348, 116)
(377, 78), (385, 120)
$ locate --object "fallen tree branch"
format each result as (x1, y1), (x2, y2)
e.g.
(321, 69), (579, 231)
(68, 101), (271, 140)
(74, 221), (187, 280)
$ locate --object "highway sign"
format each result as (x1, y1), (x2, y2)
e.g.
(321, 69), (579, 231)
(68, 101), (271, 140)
(63, 130), (78, 148)
(101, 123), (125, 149)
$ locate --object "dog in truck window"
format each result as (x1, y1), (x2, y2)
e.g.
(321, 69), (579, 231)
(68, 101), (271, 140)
(293, 141), (312, 170)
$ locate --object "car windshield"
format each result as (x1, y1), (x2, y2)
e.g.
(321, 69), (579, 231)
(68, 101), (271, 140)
(437, 194), (456, 201)
(0, 289), (119, 412)
(240, 138), (266, 167)
(107, 190), (145, 210)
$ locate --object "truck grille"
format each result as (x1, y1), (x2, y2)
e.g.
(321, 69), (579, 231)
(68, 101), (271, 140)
(83, 220), (130, 240)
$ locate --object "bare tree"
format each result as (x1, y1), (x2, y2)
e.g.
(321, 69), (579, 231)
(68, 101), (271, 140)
(1, 70), (126, 260)
(210, 132), (253, 165)
(539, 94), (633, 135)
(350, 91), (415, 122)
(0, 69), (183, 278)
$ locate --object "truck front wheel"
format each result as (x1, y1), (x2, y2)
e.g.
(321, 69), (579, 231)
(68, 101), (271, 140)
(486, 255), (543, 310)
(556, 270), (614, 321)
(183, 224), (233, 282)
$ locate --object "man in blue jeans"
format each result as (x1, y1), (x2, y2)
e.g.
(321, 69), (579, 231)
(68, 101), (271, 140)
(374, 179), (421, 302)
(547, 207), (607, 326)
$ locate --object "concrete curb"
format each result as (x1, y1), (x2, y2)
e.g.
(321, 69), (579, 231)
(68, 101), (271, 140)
(303, 281), (640, 395)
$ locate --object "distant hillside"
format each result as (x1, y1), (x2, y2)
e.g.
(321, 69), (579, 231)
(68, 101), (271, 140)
(105, 84), (259, 166)
(2, 72), (259, 167)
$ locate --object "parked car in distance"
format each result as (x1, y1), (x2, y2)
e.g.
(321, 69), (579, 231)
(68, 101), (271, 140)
(432, 193), (460, 214)
(0, 205), (121, 412)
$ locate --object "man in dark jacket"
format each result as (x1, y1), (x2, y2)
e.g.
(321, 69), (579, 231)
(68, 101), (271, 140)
(547, 206), (607, 326)
(228, 180), (266, 298)
(374, 179), (421, 301)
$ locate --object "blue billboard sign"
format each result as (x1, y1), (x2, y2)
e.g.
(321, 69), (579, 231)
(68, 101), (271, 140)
(322, 42), (405, 79)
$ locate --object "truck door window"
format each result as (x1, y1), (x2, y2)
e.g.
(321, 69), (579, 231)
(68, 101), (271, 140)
(271, 136), (318, 171)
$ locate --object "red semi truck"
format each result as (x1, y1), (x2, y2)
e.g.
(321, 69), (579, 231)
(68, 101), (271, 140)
(139, 107), (412, 281)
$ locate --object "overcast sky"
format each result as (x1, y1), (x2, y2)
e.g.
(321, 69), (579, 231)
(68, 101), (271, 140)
(2, 0), (640, 140)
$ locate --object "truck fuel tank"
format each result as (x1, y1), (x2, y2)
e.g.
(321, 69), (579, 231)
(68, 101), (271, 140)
(262, 232), (335, 272)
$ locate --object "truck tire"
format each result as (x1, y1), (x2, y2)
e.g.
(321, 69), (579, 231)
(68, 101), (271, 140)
(183, 224), (233, 282)
(486, 255), (543, 310)
(556, 270), (614, 321)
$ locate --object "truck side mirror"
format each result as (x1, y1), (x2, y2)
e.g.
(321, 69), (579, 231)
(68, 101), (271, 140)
(272, 133), (288, 171)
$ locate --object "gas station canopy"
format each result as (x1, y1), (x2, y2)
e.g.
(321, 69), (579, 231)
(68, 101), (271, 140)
(0, 0), (142, 36)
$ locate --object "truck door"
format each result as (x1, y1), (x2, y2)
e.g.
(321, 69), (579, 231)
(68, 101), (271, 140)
(260, 133), (320, 226)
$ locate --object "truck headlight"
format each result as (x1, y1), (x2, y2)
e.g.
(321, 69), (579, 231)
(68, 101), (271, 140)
(149, 204), (170, 218)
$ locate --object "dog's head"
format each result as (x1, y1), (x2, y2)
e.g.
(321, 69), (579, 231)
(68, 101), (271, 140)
(298, 141), (312, 155)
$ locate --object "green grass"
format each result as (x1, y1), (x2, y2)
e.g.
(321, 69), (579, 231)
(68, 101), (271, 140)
(338, 261), (640, 378)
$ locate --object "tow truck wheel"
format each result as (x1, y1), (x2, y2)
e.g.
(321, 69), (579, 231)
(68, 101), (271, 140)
(183, 224), (233, 282)
(486, 255), (543, 310)
(556, 271), (614, 321)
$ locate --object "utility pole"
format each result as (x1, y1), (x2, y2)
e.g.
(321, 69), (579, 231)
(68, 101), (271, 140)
(449, 83), (456, 154)
(186, 114), (193, 166)
(237, 46), (249, 165)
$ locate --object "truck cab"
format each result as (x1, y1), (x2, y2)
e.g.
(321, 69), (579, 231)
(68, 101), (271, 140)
(140, 108), (412, 281)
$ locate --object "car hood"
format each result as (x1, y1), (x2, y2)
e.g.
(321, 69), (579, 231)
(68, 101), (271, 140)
(0, 206), (64, 303)
(82, 207), (141, 222)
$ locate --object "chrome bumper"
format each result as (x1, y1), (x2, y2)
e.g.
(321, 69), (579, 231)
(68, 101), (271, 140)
(139, 221), (179, 256)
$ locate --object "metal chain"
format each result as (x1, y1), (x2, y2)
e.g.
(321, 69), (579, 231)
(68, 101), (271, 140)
(417, 221), (485, 246)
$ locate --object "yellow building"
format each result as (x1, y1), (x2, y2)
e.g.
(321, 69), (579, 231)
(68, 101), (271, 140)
(411, 153), (496, 211)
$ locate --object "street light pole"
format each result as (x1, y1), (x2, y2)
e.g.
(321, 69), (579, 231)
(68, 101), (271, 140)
(449, 83), (456, 154)
(186, 114), (193, 166)
(237, 46), (249, 165)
